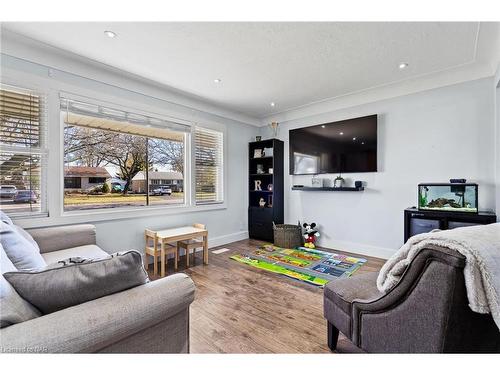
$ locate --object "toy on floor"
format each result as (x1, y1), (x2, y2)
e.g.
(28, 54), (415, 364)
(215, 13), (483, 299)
(303, 222), (320, 248)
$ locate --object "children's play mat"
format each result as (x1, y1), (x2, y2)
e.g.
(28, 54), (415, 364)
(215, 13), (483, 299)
(230, 244), (367, 287)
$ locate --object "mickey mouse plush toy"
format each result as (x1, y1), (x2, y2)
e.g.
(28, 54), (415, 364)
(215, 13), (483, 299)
(303, 222), (320, 248)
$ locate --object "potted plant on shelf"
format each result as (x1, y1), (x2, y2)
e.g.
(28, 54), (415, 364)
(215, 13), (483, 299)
(334, 174), (344, 188)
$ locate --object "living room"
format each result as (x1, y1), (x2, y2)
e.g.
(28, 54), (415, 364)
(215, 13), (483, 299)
(1, 1), (500, 372)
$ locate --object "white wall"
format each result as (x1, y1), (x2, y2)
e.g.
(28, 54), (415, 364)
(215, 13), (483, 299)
(495, 63), (500, 218)
(261, 78), (497, 258)
(1, 53), (257, 254)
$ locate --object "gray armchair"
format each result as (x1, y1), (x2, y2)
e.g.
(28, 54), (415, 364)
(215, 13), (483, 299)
(324, 247), (500, 353)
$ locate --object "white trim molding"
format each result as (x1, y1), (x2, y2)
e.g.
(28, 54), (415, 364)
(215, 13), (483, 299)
(323, 239), (396, 260)
(1, 29), (260, 127)
(207, 231), (249, 249)
(261, 61), (496, 125)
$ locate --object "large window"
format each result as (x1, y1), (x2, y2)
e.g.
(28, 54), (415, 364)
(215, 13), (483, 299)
(62, 98), (188, 211)
(0, 85), (46, 216)
(195, 127), (224, 204)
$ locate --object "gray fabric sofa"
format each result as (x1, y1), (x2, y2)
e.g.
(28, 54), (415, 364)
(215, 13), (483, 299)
(0, 224), (195, 353)
(324, 247), (500, 353)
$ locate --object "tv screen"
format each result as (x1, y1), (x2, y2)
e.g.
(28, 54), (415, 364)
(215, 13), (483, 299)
(289, 114), (377, 175)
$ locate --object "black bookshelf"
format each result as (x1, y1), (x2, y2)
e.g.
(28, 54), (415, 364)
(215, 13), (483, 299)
(248, 139), (284, 242)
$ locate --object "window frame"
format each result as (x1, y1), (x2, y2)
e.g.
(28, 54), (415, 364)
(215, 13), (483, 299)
(57, 94), (227, 220)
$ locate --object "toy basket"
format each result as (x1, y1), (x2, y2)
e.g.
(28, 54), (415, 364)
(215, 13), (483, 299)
(273, 222), (303, 249)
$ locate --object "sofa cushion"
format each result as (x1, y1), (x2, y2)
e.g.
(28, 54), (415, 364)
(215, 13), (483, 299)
(41, 244), (108, 264)
(27, 224), (96, 254)
(4, 250), (149, 314)
(1, 210), (13, 225)
(0, 222), (46, 270)
(1, 243), (41, 328)
(324, 272), (382, 315)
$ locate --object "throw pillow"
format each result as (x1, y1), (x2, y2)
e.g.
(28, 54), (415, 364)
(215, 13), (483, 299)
(1, 244), (41, 328)
(4, 250), (149, 314)
(0, 222), (46, 270)
(14, 225), (41, 253)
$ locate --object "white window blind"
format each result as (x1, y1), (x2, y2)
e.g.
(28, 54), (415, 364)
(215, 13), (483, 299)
(0, 85), (48, 216)
(195, 127), (224, 204)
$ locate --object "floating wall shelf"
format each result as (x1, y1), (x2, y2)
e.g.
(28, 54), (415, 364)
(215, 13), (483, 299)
(291, 186), (364, 192)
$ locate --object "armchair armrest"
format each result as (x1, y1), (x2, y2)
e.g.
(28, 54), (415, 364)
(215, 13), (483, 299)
(0, 273), (195, 353)
(350, 248), (466, 352)
(27, 224), (96, 254)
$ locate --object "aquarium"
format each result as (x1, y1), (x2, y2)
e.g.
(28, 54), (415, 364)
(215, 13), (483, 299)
(418, 183), (478, 213)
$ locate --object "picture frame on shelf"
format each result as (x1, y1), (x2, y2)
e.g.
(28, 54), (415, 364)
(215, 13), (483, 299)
(263, 147), (273, 157)
(268, 168), (273, 174)
(311, 177), (323, 188)
(253, 149), (263, 158)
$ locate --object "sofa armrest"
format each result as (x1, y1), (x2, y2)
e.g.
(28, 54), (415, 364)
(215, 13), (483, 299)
(0, 273), (195, 353)
(27, 224), (96, 254)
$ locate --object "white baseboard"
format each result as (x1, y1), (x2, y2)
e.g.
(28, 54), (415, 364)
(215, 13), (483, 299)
(322, 239), (396, 260)
(208, 231), (249, 249)
(153, 231), (248, 261)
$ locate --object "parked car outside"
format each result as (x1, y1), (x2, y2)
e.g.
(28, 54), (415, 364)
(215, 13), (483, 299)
(152, 186), (172, 196)
(0, 185), (17, 199)
(13, 190), (37, 203)
(111, 182), (124, 192)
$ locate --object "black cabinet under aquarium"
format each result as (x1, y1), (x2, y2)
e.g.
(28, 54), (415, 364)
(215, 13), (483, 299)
(404, 208), (496, 243)
(418, 183), (478, 213)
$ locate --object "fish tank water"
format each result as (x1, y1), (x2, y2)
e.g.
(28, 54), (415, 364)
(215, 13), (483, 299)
(418, 183), (478, 213)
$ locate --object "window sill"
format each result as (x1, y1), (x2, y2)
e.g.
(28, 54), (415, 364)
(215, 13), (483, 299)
(13, 202), (227, 229)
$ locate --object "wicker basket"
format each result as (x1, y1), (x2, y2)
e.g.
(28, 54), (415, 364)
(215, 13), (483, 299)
(273, 222), (303, 249)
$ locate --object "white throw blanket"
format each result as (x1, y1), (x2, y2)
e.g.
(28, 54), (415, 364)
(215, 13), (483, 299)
(377, 223), (500, 330)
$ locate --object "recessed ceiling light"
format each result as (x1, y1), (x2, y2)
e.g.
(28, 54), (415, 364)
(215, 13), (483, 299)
(339, 132), (344, 135)
(321, 125), (326, 129)
(270, 102), (276, 107)
(399, 62), (409, 70)
(353, 137), (357, 141)
(104, 30), (117, 38)
(214, 78), (222, 83)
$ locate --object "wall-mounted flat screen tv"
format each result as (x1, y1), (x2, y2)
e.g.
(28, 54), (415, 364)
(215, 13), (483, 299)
(289, 114), (377, 175)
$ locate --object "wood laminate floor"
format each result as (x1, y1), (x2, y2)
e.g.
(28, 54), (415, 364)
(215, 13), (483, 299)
(148, 238), (385, 353)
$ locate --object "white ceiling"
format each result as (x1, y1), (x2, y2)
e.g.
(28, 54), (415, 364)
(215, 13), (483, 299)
(2, 22), (499, 119)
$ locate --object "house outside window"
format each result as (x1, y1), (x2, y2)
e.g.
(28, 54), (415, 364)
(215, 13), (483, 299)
(64, 167), (111, 192)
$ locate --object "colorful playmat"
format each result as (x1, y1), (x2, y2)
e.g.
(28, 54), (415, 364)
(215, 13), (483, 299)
(230, 244), (367, 287)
